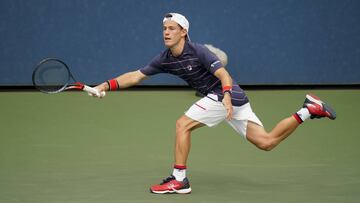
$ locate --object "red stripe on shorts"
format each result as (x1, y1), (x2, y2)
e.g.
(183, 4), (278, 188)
(195, 103), (206, 110)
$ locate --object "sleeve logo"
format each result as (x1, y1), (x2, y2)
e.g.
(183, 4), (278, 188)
(210, 60), (221, 68)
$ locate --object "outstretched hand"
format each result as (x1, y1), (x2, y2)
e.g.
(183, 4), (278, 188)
(89, 82), (108, 98)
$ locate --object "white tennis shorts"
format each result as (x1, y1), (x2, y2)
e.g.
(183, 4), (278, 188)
(185, 94), (263, 139)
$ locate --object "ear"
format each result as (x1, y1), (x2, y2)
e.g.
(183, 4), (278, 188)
(181, 29), (187, 38)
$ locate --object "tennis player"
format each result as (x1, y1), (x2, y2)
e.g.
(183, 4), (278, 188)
(94, 13), (336, 194)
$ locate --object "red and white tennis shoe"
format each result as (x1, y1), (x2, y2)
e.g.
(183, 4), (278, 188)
(150, 175), (192, 194)
(303, 94), (336, 120)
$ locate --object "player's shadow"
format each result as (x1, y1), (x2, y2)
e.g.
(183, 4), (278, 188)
(190, 169), (289, 195)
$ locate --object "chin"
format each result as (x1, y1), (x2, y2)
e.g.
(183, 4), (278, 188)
(164, 41), (173, 48)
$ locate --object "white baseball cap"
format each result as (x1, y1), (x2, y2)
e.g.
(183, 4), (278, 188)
(163, 13), (190, 40)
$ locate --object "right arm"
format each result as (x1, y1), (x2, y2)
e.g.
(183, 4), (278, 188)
(95, 70), (148, 92)
(96, 53), (163, 94)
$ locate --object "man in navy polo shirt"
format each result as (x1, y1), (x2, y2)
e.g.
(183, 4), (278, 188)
(95, 13), (336, 194)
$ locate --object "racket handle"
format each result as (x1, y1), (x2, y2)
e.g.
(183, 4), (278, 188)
(83, 85), (106, 98)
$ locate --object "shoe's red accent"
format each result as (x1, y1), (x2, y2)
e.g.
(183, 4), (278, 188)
(151, 180), (183, 193)
(150, 175), (191, 194)
(293, 113), (303, 124)
(174, 164), (187, 170)
(303, 94), (336, 120)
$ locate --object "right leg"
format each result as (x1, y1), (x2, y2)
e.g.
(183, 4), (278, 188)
(174, 115), (205, 166)
(150, 115), (203, 194)
(150, 94), (225, 194)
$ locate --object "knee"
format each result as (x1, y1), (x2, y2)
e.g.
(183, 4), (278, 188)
(257, 144), (274, 151)
(176, 117), (190, 133)
(255, 138), (276, 151)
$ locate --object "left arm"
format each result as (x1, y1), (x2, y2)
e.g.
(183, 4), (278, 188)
(214, 67), (233, 120)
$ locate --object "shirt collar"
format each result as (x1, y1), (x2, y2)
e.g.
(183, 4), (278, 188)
(167, 40), (190, 58)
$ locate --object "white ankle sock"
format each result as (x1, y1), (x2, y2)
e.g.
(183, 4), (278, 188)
(172, 168), (186, 181)
(296, 108), (311, 122)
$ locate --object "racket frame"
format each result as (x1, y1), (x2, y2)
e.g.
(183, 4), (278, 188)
(32, 58), (104, 97)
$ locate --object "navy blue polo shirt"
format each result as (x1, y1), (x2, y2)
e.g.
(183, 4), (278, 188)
(140, 41), (248, 106)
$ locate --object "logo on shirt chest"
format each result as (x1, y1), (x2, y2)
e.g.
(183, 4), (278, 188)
(186, 65), (192, 71)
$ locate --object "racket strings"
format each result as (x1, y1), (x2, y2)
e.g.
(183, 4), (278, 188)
(32, 59), (71, 93)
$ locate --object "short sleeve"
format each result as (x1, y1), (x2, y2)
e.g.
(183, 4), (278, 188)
(139, 54), (165, 76)
(196, 44), (224, 74)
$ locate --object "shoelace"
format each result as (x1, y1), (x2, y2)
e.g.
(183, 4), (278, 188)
(161, 175), (175, 184)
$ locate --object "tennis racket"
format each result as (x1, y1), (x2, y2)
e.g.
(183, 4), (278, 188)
(32, 58), (105, 97)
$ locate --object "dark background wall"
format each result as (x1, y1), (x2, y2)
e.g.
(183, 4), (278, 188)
(0, 0), (359, 86)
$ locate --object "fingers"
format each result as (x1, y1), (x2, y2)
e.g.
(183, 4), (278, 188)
(88, 85), (106, 98)
(226, 106), (233, 120)
(88, 91), (106, 98)
(222, 100), (233, 120)
(94, 84), (107, 98)
(222, 96), (233, 120)
(99, 91), (106, 98)
(221, 93), (233, 120)
(88, 92), (101, 98)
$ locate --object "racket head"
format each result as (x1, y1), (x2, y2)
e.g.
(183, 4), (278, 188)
(32, 58), (74, 94)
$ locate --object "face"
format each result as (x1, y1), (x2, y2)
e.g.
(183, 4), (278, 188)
(163, 20), (187, 48)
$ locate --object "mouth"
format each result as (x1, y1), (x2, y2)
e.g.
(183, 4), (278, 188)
(164, 37), (171, 41)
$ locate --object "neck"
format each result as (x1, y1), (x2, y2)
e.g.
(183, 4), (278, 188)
(170, 39), (186, 57)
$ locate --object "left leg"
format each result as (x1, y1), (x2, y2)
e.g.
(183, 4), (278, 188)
(246, 116), (300, 151)
(230, 94), (336, 151)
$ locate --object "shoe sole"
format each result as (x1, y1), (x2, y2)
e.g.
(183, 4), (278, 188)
(150, 187), (192, 194)
(306, 94), (336, 120)
(323, 103), (337, 120)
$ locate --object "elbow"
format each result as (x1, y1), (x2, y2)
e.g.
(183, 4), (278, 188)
(214, 68), (233, 83)
(130, 71), (146, 85)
